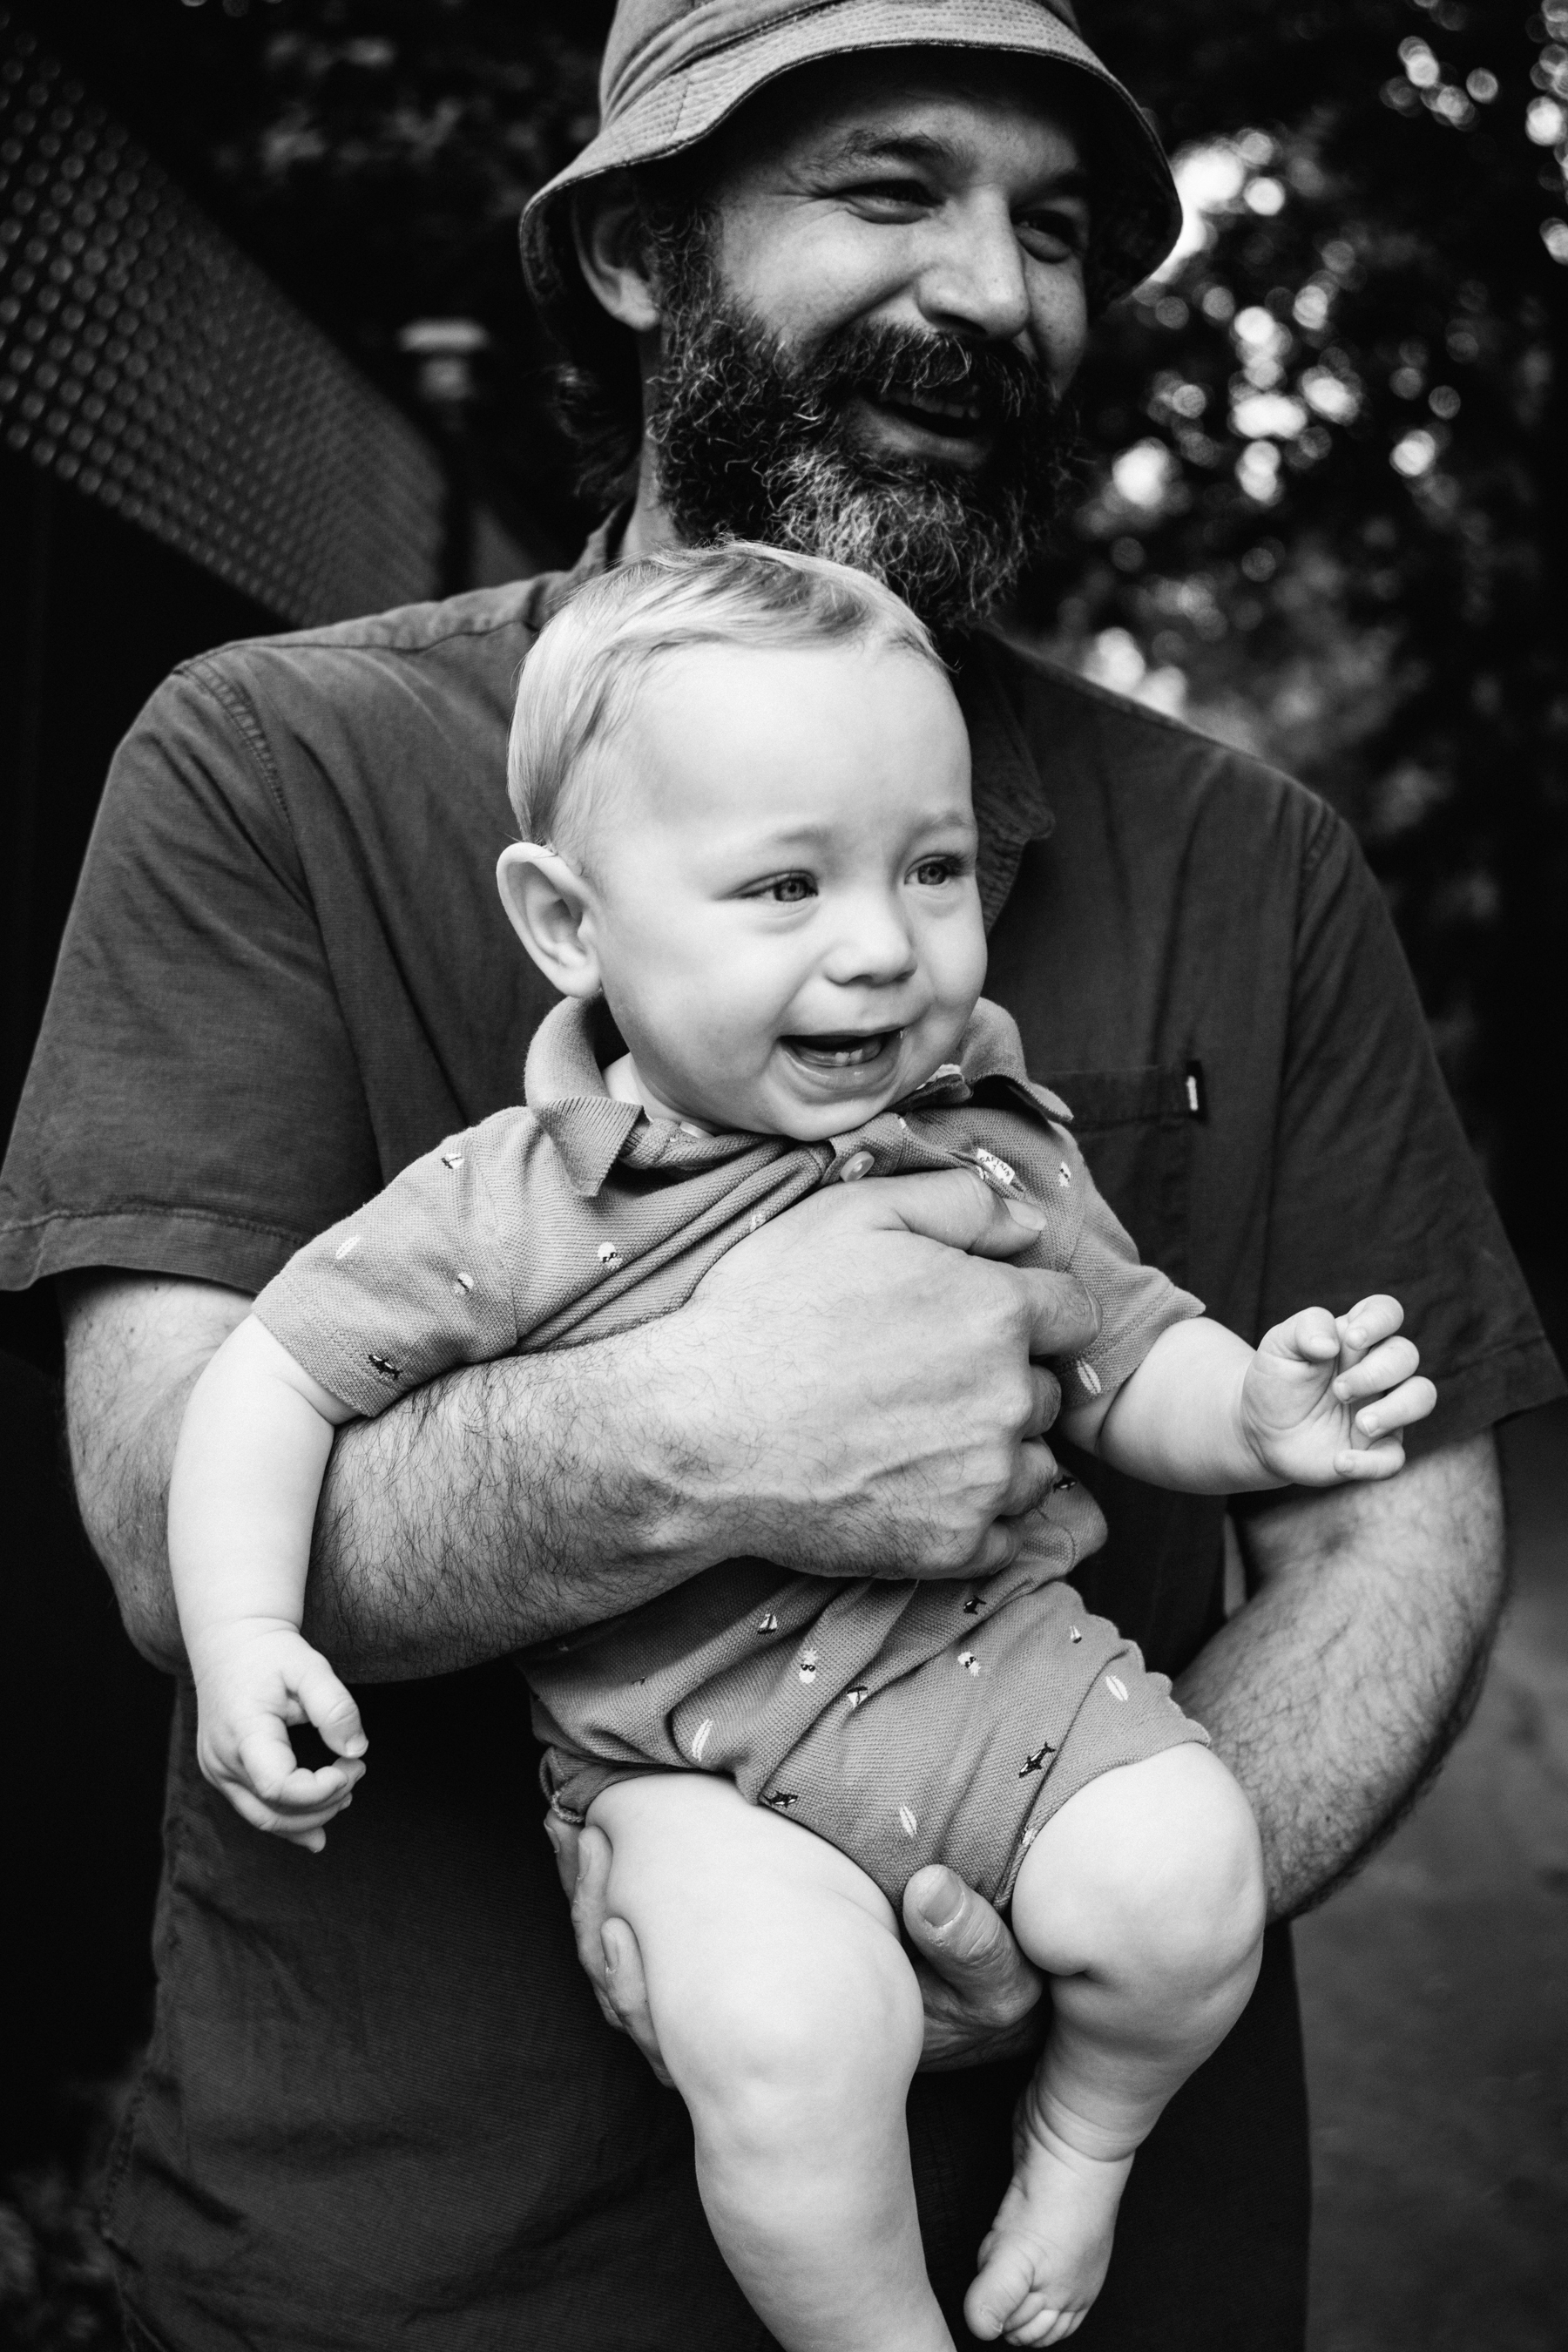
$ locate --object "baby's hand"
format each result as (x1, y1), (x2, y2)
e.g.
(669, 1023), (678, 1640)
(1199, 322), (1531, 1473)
(1241, 1294), (1436, 1487)
(192, 1621), (367, 1852)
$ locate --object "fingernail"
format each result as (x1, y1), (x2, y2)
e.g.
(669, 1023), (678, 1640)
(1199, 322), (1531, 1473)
(1003, 1196), (1048, 1230)
(913, 1869), (965, 1932)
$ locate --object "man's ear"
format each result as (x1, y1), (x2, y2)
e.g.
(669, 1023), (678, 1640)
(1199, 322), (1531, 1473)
(496, 844), (603, 999)
(572, 176), (663, 335)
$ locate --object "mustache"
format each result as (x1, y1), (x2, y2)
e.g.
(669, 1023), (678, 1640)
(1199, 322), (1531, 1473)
(803, 320), (1058, 439)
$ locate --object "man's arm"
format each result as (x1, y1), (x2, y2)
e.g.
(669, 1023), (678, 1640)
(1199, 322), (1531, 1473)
(1176, 1429), (1505, 1920)
(61, 1168), (1095, 1680)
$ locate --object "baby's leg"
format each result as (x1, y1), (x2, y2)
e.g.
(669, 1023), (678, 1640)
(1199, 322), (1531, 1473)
(966, 1746), (1267, 2347)
(589, 1774), (953, 2352)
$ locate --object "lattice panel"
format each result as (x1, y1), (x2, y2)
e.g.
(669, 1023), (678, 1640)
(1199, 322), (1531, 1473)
(0, 10), (446, 625)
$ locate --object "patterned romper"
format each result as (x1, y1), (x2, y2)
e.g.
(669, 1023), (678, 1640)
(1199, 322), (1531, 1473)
(255, 996), (1210, 1911)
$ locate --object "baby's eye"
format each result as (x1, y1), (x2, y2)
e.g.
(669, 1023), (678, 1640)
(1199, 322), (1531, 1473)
(910, 855), (963, 888)
(753, 873), (816, 903)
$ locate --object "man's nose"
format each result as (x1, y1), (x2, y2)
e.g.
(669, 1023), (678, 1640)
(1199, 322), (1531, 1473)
(913, 192), (1031, 346)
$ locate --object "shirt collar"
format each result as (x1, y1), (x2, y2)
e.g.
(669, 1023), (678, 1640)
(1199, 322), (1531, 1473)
(524, 991), (1064, 1201)
(524, 997), (643, 1196)
(904, 997), (1071, 1126)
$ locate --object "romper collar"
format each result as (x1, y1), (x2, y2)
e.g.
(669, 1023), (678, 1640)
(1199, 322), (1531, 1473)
(523, 994), (1067, 1200)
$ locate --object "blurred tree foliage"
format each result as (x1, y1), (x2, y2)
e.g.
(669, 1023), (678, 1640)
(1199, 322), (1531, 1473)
(32, 0), (1568, 1278)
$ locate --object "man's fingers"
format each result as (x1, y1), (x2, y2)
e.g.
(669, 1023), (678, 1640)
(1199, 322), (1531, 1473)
(862, 1167), (1052, 1259)
(902, 1865), (1044, 2023)
(1013, 1267), (1099, 1364)
(600, 1921), (674, 2086)
(544, 1810), (581, 1899)
(567, 1821), (615, 1996)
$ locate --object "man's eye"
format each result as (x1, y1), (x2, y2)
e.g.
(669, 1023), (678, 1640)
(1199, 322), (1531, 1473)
(1018, 211), (1088, 263)
(844, 179), (931, 216)
(755, 874), (816, 903)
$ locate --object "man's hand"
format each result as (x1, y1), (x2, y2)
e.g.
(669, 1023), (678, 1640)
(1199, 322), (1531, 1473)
(899, 1864), (1046, 2067)
(548, 1817), (1044, 2080)
(672, 1166), (1099, 1584)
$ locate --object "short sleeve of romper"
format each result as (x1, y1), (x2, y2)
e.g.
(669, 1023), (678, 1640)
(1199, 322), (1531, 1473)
(252, 1119), (527, 1416)
(959, 1075), (1206, 1416)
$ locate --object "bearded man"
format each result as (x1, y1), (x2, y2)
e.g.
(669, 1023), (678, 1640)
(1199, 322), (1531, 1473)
(2, 4), (1558, 2349)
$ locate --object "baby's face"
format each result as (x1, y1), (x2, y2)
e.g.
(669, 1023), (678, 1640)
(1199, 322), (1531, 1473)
(585, 639), (986, 1139)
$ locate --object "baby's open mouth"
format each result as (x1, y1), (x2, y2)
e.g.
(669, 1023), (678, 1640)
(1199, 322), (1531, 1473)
(783, 1028), (902, 1071)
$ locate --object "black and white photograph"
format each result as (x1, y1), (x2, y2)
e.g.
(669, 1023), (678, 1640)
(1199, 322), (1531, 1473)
(2, 3), (1565, 2348)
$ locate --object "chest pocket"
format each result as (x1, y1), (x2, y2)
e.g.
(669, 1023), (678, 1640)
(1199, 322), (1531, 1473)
(1048, 1065), (1195, 1291)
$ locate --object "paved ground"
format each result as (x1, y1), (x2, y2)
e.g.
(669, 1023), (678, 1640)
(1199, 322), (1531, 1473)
(1297, 1400), (1568, 2349)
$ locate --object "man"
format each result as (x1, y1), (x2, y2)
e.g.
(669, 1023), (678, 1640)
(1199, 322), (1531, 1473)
(0, 3), (1558, 2348)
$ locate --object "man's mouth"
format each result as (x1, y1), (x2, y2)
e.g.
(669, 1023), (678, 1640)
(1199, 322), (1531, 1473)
(783, 1028), (902, 1071)
(862, 387), (987, 441)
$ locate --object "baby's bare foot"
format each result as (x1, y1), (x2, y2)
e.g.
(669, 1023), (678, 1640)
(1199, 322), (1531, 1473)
(963, 2110), (1133, 2348)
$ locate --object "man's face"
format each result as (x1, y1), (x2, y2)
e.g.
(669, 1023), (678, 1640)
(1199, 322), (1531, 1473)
(642, 52), (1091, 630)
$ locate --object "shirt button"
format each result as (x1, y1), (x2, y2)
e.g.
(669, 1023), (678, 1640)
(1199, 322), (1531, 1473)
(838, 1149), (875, 1182)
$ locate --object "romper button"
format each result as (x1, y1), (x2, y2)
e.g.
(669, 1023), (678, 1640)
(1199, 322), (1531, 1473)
(838, 1149), (875, 1182)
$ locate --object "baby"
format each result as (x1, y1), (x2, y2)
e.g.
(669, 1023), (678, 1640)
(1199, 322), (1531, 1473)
(169, 545), (1434, 2352)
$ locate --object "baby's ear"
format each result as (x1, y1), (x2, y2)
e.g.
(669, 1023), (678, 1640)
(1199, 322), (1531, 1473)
(496, 843), (602, 998)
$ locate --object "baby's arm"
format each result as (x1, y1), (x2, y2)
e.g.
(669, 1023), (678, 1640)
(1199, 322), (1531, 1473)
(168, 1315), (367, 1850)
(1060, 1294), (1436, 1494)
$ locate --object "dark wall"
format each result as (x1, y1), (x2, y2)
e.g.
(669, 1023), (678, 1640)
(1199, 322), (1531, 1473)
(0, 450), (278, 2165)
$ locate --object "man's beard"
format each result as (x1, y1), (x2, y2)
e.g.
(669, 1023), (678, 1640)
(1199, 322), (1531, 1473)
(644, 239), (1081, 635)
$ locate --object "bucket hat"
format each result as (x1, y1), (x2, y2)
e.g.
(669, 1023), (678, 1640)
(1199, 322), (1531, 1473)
(521, 0), (1181, 349)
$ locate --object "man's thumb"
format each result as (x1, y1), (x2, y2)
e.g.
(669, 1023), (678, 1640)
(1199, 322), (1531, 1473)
(875, 1166), (1050, 1260)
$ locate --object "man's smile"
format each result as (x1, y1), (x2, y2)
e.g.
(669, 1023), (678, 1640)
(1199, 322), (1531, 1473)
(849, 389), (992, 465)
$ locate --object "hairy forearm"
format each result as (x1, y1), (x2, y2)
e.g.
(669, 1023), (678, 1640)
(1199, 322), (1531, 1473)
(62, 1272), (734, 1681)
(1174, 1431), (1504, 1922)
(305, 1334), (729, 1680)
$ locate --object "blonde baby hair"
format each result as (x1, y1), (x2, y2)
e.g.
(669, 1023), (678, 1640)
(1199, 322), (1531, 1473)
(507, 541), (946, 852)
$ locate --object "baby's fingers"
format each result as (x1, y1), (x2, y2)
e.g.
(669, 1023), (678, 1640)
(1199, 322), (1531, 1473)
(1348, 1372), (1437, 1449)
(1332, 1335), (1420, 1404)
(1270, 1304), (1342, 1362)
(236, 1728), (364, 1814)
(1334, 1294), (1404, 1369)
(294, 1654), (368, 1761)
(220, 1771), (356, 1853)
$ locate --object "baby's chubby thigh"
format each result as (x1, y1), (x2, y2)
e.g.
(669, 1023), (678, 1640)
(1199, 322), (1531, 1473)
(1010, 1745), (1267, 2044)
(589, 1774), (925, 2145)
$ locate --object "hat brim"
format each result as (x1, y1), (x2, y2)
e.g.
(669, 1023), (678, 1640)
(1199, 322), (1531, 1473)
(521, 0), (1180, 348)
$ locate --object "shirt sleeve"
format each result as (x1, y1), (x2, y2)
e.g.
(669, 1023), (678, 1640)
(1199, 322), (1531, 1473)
(0, 660), (383, 1294)
(252, 1124), (521, 1417)
(1256, 809), (1562, 1452)
(1006, 1111), (1206, 1413)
